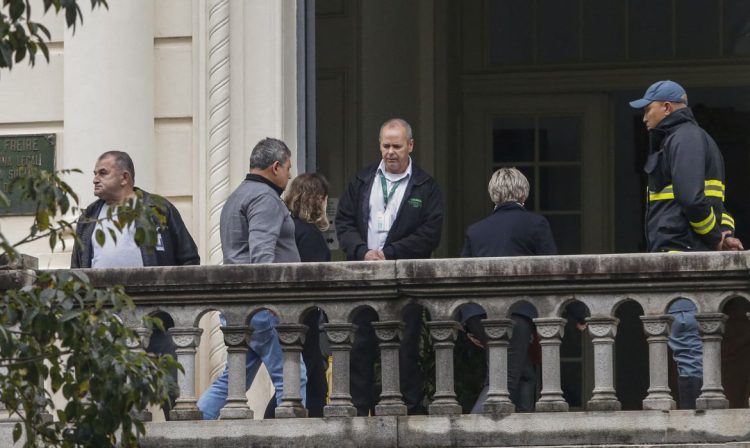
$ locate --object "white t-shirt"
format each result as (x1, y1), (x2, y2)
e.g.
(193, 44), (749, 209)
(367, 158), (412, 251)
(91, 203), (144, 268)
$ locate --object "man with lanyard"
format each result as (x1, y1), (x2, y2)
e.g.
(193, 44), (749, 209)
(629, 80), (744, 408)
(336, 118), (443, 415)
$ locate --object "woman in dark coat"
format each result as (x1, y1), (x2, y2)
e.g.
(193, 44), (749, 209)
(284, 173), (331, 416)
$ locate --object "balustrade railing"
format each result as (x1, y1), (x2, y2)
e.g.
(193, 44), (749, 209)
(1, 252), (749, 422)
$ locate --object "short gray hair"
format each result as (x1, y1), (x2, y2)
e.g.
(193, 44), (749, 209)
(488, 167), (529, 205)
(379, 118), (413, 140)
(98, 151), (135, 182)
(249, 138), (291, 170)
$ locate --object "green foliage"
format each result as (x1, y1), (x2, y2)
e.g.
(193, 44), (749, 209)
(0, 271), (178, 447)
(0, 165), (178, 447)
(0, 0), (108, 70)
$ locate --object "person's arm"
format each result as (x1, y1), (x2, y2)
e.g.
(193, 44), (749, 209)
(460, 234), (472, 257)
(70, 217), (85, 268)
(670, 133), (722, 249)
(335, 179), (369, 260)
(381, 182), (444, 260)
(166, 202), (200, 265)
(246, 193), (285, 263)
(296, 224), (331, 262)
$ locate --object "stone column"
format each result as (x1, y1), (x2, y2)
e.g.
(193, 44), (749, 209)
(640, 315), (676, 410)
(168, 327), (204, 420)
(323, 323), (357, 417)
(275, 324), (308, 418)
(373, 321), (407, 416)
(533, 317), (568, 412)
(127, 327), (153, 422)
(426, 321), (462, 415)
(748, 312), (750, 408)
(218, 326), (253, 419)
(482, 319), (515, 414)
(695, 313), (729, 410)
(64, 0), (155, 201)
(586, 317), (621, 411)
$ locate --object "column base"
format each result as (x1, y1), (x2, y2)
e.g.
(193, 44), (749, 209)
(169, 408), (205, 420)
(535, 399), (569, 412)
(375, 403), (407, 416)
(428, 401), (462, 415)
(219, 406), (254, 420)
(696, 396), (729, 410)
(586, 398), (621, 411)
(642, 396), (676, 411)
(482, 400), (515, 414)
(323, 405), (357, 417)
(275, 406), (308, 418)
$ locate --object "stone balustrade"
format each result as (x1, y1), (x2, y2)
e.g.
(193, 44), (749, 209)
(1, 251), (750, 447)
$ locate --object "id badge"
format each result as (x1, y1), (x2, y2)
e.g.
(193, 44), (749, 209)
(376, 211), (391, 232)
(155, 229), (165, 251)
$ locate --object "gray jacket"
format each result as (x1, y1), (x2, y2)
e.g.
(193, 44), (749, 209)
(220, 174), (300, 264)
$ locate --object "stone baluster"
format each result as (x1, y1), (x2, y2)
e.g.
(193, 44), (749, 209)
(168, 327), (204, 420)
(748, 312), (750, 408)
(127, 327), (154, 422)
(533, 317), (568, 412)
(695, 313), (729, 410)
(275, 324), (308, 418)
(373, 321), (407, 416)
(323, 323), (357, 417)
(640, 315), (676, 410)
(218, 326), (253, 419)
(426, 321), (462, 415)
(586, 317), (621, 411)
(482, 319), (515, 414)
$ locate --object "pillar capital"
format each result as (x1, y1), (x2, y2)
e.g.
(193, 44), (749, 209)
(640, 315), (673, 338)
(323, 323), (357, 346)
(275, 324), (307, 348)
(695, 313), (727, 336)
(482, 318), (514, 342)
(372, 321), (404, 344)
(426, 320), (461, 343)
(126, 327), (152, 351)
(533, 317), (566, 340)
(220, 325), (251, 348)
(169, 326), (204, 350)
(586, 316), (619, 340)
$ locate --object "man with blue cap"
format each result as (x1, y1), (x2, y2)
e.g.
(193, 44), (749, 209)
(630, 80), (743, 409)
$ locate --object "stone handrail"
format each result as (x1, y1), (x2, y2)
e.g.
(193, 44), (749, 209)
(2, 251), (749, 421)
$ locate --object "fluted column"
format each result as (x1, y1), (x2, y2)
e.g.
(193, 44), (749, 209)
(323, 323), (357, 417)
(695, 313), (729, 410)
(534, 317), (568, 412)
(168, 327), (204, 420)
(373, 321), (407, 416)
(218, 326), (253, 420)
(427, 321), (462, 415)
(126, 327), (153, 422)
(482, 319), (515, 414)
(640, 315), (676, 410)
(275, 324), (308, 418)
(586, 317), (621, 411)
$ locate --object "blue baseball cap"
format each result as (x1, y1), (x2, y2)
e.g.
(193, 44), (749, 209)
(629, 80), (688, 109)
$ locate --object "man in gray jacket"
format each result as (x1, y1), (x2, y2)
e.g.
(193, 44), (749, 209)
(197, 137), (306, 419)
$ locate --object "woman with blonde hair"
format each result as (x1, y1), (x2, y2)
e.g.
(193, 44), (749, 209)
(282, 172), (331, 417)
(284, 172), (331, 262)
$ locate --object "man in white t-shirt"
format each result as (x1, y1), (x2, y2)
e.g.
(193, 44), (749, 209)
(71, 151), (200, 419)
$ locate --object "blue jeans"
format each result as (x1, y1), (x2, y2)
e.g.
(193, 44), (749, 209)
(668, 298), (703, 378)
(197, 310), (307, 419)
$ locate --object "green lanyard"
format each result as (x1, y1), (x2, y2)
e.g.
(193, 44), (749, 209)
(380, 172), (404, 210)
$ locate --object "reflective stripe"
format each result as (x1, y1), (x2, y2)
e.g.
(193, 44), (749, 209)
(722, 213), (735, 229)
(704, 179), (725, 190)
(648, 180), (726, 201)
(690, 209), (716, 235)
(649, 184), (674, 201)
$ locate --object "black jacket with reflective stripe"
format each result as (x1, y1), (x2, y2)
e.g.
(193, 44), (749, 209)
(644, 108), (732, 252)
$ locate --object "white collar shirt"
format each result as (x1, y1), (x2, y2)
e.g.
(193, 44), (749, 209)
(367, 158), (412, 251)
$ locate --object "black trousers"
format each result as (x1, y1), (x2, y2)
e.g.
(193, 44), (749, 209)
(350, 304), (425, 416)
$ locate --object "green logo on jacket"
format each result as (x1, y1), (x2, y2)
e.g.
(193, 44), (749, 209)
(407, 198), (422, 208)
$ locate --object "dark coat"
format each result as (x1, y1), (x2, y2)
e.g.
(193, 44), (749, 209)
(335, 161), (443, 260)
(293, 217), (331, 262)
(645, 108), (732, 252)
(458, 202), (558, 323)
(70, 188), (200, 268)
(461, 202), (557, 258)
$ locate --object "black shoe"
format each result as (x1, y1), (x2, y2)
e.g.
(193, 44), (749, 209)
(677, 376), (702, 409)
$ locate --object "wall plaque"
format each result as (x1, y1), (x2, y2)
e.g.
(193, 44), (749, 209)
(0, 134), (56, 216)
